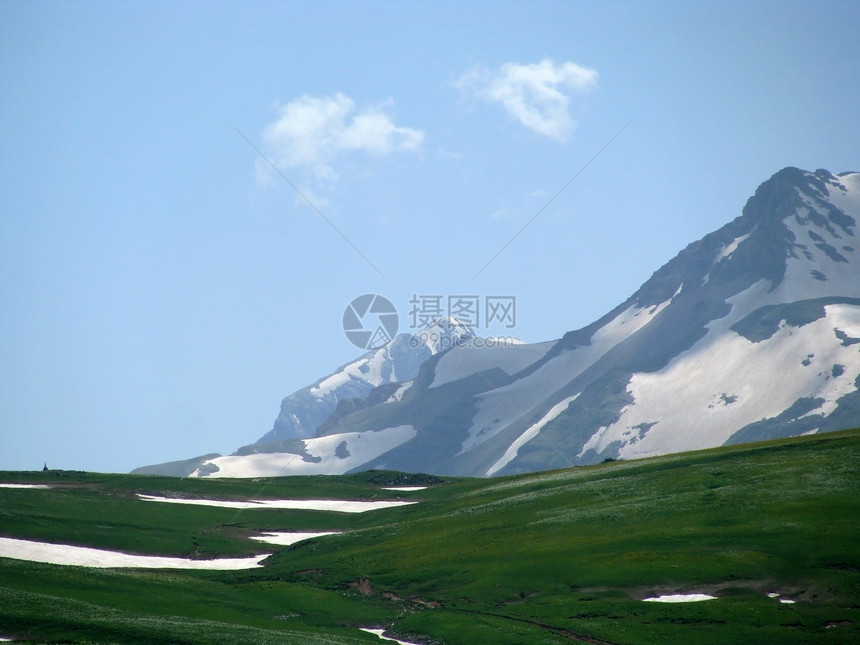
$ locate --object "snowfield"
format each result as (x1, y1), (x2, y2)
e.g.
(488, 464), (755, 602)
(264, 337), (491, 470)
(778, 198), (860, 303)
(249, 531), (339, 546)
(310, 345), (389, 397)
(0, 536), (269, 570)
(138, 494), (415, 513)
(462, 299), (673, 457)
(192, 425), (417, 477)
(643, 593), (717, 603)
(430, 340), (552, 389)
(580, 284), (860, 460)
(310, 318), (475, 399)
(359, 627), (424, 645)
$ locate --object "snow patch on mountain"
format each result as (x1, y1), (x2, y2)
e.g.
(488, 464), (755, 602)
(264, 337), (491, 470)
(602, 299), (674, 344)
(431, 340), (553, 389)
(461, 299), (673, 455)
(779, 214), (858, 301)
(580, 295), (860, 460)
(486, 393), (580, 476)
(255, 318), (477, 444)
(830, 171), (860, 211)
(310, 318), (476, 399)
(311, 346), (390, 397)
(192, 425), (416, 477)
(388, 380), (413, 402)
(411, 317), (476, 353)
(716, 232), (752, 263)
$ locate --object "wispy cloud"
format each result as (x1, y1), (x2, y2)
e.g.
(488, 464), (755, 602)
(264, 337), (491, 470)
(456, 59), (598, 142)
(258, 93), (424, 183)
(437, 146), (465, 160)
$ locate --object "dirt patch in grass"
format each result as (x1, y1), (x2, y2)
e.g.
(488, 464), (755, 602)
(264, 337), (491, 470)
(347, 578), (374, 596)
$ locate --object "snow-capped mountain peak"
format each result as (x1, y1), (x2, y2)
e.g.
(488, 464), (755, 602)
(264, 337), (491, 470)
(232, 317), (479, 449)
(410, 316), (476, 353)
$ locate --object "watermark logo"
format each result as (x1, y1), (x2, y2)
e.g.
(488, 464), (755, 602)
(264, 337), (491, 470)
(342, 294), (399, 350)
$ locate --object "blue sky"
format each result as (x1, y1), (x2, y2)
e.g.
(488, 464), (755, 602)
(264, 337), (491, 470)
(1, 1), (858, 473)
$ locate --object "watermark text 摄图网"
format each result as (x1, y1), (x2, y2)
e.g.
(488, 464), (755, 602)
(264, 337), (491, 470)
(342, 293), (517, 350)
(408, 294), (516, 329)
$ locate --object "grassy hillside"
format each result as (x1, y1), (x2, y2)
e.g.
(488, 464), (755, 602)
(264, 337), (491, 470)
(1, 430), (858, 644)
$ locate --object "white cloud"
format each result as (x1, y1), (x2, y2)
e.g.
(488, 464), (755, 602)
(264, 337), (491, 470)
(457, 58), (598, 142)
(259, 93), (424, 183)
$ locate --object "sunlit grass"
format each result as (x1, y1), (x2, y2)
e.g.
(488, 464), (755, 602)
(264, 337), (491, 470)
(1, 430), (858, 644)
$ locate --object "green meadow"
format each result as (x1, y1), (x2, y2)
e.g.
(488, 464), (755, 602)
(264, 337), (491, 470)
(1, 430), (858, 644)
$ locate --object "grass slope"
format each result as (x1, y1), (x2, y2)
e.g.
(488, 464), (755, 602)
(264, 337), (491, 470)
(1, 431), (858, 644)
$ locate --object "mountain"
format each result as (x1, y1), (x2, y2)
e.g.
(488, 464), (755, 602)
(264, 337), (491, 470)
(137, 167), (860, 478)
(133, 318), (476, 476)
(257, 317), (475, 444)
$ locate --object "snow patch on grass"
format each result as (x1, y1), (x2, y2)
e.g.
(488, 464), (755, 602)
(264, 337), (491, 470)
(359, 627), (423, 645)
(0, 484), (51, 489)
(249, 531), (339, 546)
(381, 486), (427, 491)
(0, 536), (269, 570)
(643, 593), (717, 603)
(137, 494), (415, 513)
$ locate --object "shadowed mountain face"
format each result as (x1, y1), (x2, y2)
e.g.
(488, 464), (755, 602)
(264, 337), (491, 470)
(255, 317), (475, 445)
(136, 167), (860, 478)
